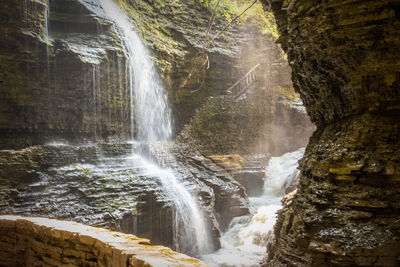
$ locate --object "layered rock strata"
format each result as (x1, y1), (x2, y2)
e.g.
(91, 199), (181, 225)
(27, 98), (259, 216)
(0, 0), (132, 148)
(0, 215), (206, 266)
(207, 154), (269, 197)
(0, 0), (275, 146)
(0, 0), (254, 255)
(0, 143), (249, 254)
(260, 0), (400, 266)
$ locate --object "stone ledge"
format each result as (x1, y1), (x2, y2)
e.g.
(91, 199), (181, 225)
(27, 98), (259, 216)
(0, 215), (206, 267)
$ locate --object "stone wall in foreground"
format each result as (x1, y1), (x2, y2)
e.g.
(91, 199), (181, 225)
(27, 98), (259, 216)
(0, 215), (205, 267)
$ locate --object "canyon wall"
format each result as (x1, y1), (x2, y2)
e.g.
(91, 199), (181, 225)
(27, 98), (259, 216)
(178, 22), (315, 156)
(0, 0), (272, 147)
(260, 0), (400, 266)
(0, 0), (253, 253)
(0, 0), (132, 148)
(0, 142), (249, 254)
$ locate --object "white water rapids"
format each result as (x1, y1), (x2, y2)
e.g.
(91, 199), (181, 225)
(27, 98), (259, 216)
(99, 0), (210, 255)
(202, 148), (305, 266)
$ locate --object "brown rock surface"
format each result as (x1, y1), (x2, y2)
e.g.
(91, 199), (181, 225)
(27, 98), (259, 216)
(0, 143), (250, 255)
(260, 0), (400, 266)
(0, 215), (206, 267)
(0, 0), (133, 148)
(178, 32), (315, 157)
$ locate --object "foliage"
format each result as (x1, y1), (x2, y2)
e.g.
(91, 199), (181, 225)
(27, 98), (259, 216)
(277, 86), (300, 101)
(197, 0), (279, 39)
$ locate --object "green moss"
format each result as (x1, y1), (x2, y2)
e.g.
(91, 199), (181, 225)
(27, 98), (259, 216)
(80, 168), (91, 177)
(197, 0), (279, 40)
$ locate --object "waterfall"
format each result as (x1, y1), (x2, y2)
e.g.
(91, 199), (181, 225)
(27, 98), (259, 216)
(43, 0), (51, 85)
(99, 0), (210, 255)
(99, 0), (171, 142)
(202, 148), (305, 266)
(44, 1), (49, 41)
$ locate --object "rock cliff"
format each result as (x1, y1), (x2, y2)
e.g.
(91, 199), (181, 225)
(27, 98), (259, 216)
(176, 9), (315, 156)
(0, 142), (249, 254)
(0, 0), (132, 148)
(0, 0), (278, 146)
(0, 0), (260, 256)
(114, 0), (245, 130)
(260, 0), (400, 265)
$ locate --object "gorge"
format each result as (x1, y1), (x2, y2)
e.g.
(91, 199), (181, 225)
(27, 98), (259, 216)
(1, 0), (399, 266)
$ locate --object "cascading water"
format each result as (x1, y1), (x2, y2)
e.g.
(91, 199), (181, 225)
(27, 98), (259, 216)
(44, 0), (49, 41)
(44, 0), (50, 79)
(99, 0), (171, 142)
(99, 0), (211, 255)
(202, 148), (305, 266)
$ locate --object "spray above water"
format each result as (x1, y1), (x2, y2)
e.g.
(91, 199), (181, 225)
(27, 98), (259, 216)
(99, 0), (210, 255)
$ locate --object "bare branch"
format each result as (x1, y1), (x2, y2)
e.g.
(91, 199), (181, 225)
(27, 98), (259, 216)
(207, 0), (258, 47)
(205, 0), (221, 42)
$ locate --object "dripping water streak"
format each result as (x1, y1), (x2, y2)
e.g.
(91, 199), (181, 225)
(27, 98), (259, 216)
(92, 66), (97, 140)
(44, 0), (50, 82)
(97, 65), (102, 138)
(128, 63), (134, 140)
(106, 62), (111, 129)
(116, 56), (124, 137)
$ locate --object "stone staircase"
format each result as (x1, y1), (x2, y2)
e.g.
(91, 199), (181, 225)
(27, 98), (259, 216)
(226, 64), (260, 101)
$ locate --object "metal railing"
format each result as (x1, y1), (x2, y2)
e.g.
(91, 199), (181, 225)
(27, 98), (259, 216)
(227, 64), (260, 100)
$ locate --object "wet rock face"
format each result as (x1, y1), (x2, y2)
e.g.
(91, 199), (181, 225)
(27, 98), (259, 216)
(177, 27), (315, 156)
(115, 0), (247, 130)
(265, 115), (400, 266)
(0, 144), (140, 228)
(0, 0), (130, 149)
(260, 0), (400, 265)
(264, 0), (400, 126)
(208, 154), (269, 198)
(0, 143), (249, 255)
(120, 191), (184, 251)
(181, 153), (250, 232)
(180, 93), (314, 156)
(267, 97), (315, 156)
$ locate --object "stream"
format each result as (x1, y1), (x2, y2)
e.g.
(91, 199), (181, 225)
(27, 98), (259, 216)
(202, 148), (305, 266)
